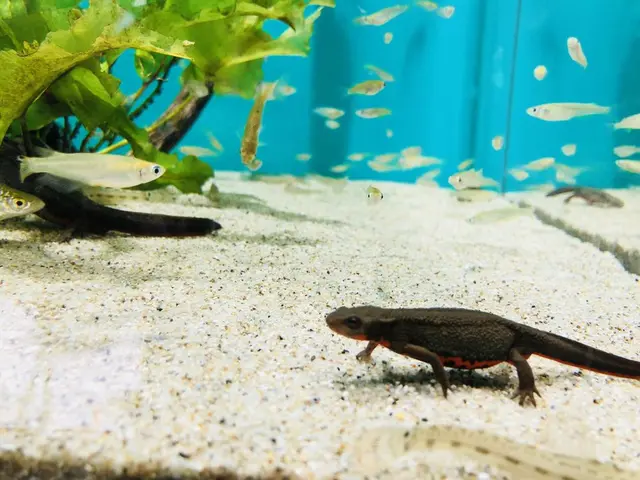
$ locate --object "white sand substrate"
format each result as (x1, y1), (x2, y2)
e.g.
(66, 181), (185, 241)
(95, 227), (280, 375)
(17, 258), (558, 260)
(509, 188), (640, 275)
(0, 172), (639, 479)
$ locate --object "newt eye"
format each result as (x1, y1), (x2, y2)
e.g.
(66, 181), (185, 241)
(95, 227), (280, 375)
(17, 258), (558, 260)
(344, 316), (362, 329)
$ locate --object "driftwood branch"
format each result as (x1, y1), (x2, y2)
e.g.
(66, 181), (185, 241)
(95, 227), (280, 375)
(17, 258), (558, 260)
(149, 80), (215, 152)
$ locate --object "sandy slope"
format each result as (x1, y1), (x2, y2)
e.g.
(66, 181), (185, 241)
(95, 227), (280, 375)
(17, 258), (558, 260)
(0, 172), (638, 479)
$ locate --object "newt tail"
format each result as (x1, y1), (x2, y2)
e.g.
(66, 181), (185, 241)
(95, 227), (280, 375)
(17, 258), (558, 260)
(546, 186), (624, 208)
(325, 306), (640, 407)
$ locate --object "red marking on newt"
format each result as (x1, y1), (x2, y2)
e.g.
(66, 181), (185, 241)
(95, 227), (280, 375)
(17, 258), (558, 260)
(535, 353), (640, 380)
(438, 357), (504, 370)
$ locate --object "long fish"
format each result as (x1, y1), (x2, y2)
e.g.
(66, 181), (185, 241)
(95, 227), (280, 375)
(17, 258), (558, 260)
(0, 184), (45, 221)
(240, 81), (278, 171)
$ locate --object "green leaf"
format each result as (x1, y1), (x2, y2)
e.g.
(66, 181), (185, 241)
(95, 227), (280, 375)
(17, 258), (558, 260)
(133, 49), (166, 80)
(48, 66), (118, 131)
(0, 0), (325, 196)
(0, 1), (193, 142)
(23, 95), (71, 130)
(146, 154), (214, 194)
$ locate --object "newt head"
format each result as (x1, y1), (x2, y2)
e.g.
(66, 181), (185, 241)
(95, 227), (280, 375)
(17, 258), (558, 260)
(325, 305), (382, 340)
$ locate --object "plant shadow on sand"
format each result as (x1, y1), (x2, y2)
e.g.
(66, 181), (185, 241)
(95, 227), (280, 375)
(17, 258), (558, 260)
(216, 231), (322, 247)
(214, 192), (345, 226)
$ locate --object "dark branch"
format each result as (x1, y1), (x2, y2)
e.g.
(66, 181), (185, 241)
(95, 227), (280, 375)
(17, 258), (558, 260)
(149, 80), (215, 152)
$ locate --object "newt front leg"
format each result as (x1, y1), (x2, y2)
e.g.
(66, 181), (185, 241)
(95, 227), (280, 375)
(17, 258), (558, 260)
(356, 341), (378, 363)
(388, 341), (450, 398)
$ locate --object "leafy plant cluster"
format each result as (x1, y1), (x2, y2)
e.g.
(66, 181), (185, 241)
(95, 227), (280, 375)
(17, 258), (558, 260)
(0, 0), (328, 193)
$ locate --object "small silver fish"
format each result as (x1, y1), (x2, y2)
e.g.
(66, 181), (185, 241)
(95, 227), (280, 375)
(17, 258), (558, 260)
(416, 169), (440, 186)
(366, 185), (383, 203)
(353, 5), (409, 26)
(614, 113), (640, 130)
(526, 103), (610, 122)
(453, 189), (498, 203)
(508, 168), (529, 181)
(179, 146), (217, 157)
(0, 184), (45, 221)
(364, 65), (395, 82)
(314, 107), (345, 120)
(356, 108), (392, 119)
(347, 153), (369, 162)
(567, 37), (587, 68)
(348, 79), (386, 96)
(330, 163), (350, 173)
(523, 157), (555, 171)
(457, 158), (474, 171)
(468, 207), (533, 224)
(448, 168), (499, 190)
(561, 144), (576, 156)
(613, 145), (640, 158)
(615, 159), (640, 174)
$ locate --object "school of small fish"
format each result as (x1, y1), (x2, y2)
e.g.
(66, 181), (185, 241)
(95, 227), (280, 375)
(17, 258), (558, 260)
(231, 2), (637, 220)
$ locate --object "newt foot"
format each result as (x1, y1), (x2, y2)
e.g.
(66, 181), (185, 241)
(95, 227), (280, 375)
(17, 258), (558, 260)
(511, 386), (542, 407)
(356, 350), (374, 363)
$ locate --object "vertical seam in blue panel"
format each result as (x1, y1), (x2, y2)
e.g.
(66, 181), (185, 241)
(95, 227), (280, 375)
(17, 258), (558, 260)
(501, 0), (524, 194)
(468, 1), (489, 160)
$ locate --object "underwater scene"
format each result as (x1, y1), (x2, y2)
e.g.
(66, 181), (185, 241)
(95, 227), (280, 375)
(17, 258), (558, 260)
(0, 0), (639, 479)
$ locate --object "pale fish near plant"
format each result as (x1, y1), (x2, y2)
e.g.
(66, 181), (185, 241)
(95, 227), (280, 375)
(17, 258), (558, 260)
(18, 151), (165, 189)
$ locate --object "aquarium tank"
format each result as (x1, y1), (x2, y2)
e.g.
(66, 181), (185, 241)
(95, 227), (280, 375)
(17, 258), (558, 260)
(0, 1), (639, 479)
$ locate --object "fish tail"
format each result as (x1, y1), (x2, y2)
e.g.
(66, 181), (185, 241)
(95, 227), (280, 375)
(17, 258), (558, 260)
(257, 80), (279, 102)
(546, 186), (576, 197)
(17, 156), (33, 182)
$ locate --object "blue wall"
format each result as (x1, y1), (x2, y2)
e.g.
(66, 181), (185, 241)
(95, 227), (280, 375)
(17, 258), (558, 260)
(111, 0), (640, 191)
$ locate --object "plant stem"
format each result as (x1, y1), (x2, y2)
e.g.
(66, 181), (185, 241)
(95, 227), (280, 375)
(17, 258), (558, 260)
(128, 58), (177, 118)
(98, 138), (128, 155)
(20, 116), (34, 156)
(62, 116), (70, 152)
(90, 59), (178, 154)
(79, 128), (95, 152)
(97, 95), (194, 155)
(70, 119), (82, 143)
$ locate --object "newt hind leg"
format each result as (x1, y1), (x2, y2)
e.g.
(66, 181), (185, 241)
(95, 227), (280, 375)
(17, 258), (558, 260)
(508, 348), (542, 407)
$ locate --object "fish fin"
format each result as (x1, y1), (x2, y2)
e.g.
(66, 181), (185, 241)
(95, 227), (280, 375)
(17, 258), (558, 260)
(270, 74), (292, 101)
(17, 156), (34, 182)
(257, 80), (280, 101)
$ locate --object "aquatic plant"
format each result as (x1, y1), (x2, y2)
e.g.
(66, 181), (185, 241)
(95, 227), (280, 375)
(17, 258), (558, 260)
(0, 0), (326, 193)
